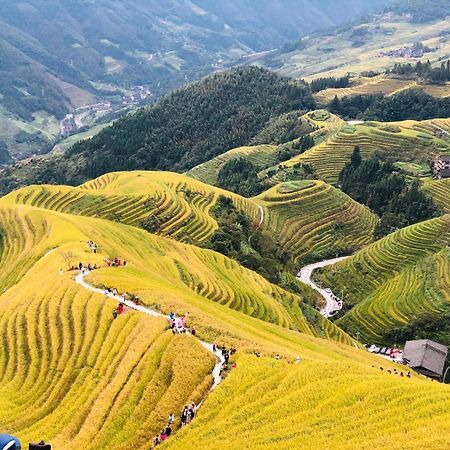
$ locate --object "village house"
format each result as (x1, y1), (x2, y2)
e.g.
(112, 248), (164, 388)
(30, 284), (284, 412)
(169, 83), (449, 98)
(433, 155), (450, 179)
(403, 339), (448, 380)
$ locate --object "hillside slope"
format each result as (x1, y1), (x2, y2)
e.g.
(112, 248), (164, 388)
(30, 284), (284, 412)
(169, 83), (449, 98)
(256, 180), (377, 262)
(0, 0), (385, 160)
(423, 178), (450, 212)
(318, 215), (450, 342)
(0, 67), (314, 192)
(279, 117), (450, 183)
(253, 1), (450, 80)
(0, 202), (449, 449)
(1, 170), (377, 264)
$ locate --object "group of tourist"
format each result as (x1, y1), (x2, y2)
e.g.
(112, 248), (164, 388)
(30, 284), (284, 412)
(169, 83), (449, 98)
(212, 343), (236, 366)
(87, 240), (98, 253)
(169, 312), (188, 334)
(152, 404), (197, 447)
(104, 257), (127, 267)
(378, 366), (411, 378)
(102, 287), (141, 320)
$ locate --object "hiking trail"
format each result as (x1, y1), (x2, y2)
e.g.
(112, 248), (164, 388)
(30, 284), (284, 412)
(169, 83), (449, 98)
(75, 270), (226, 390)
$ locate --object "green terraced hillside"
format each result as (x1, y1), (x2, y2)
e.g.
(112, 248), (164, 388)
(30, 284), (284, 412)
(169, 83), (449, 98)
(319, 215), (450, 341)
(186, 145), (278, 186)
(256, 180), (377, 263)
(282, 119), (450, 183)
(423, 179), (450, 212)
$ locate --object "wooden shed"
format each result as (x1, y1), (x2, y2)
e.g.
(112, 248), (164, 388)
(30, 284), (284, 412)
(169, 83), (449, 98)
(403, 339), (448, 379)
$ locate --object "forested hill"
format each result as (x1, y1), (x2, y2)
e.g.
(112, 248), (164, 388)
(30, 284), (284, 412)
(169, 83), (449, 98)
(0, 0), (386, 160)
(1, 67), (313, 188)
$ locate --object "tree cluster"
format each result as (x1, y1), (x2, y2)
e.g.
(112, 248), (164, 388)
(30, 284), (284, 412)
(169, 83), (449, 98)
(210, 196), (293, 288)
(250, 111), (314, 145)
(329, 89), (450, 121)
(309, 76), (350, 93)
(389, 60), (450, 83)
(339, 147), (439, 238)
(217, 158), (268, 197)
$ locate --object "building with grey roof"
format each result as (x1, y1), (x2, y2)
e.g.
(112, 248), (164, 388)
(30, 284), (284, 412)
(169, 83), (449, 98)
(403, 339), (448, 379)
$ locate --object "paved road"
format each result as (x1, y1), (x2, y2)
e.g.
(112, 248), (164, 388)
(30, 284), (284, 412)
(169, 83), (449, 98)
(297, 256), (349, 317)
(75, 271), (225, 389)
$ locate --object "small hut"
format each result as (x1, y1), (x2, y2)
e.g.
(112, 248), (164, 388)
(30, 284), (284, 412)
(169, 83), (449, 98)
(403, 339), (448, 379)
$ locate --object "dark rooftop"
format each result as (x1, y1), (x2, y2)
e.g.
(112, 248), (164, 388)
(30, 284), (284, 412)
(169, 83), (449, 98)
(403, 339), (448, 378)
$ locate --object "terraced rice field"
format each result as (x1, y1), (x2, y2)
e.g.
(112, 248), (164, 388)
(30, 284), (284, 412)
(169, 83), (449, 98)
(1, 172), (259, 246)
(167, 355), (450, 450)
(422, 179), (450, 212)
(3, 171), (377, 268)
(320, 215), (450, 341)
(314, 76), (420, 104)
(283, 119), (450, 182)
(1, 197), (450, 449)
(255, 180), (377, 262)
(186, 144), (278, 186)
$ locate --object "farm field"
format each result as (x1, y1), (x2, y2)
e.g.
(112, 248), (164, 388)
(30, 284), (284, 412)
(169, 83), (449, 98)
(167, 354), (450, 450)
(2, 171), (376, 265)
(422, 179), (450, 212)
(314, 75), (450, 104)
(186, 144), (278, 186)
(318, 215), (450, 342)
(0, 184), (449, 448)
(256, 180), (377, 262)
(1, 172), (259, 246)
(281, 118), (450, 183)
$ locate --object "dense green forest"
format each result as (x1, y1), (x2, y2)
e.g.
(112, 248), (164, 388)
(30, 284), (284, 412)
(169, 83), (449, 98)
(217, 158), (268, 197)
(250, 111), (315, 145)
(0, 67), (314, 190)
(329, 89), (450, 121)
(309, 76), (350, 93)
(339, 147), (439, 237)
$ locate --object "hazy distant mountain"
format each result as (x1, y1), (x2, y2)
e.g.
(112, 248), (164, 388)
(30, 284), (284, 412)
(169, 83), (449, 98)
(251, 0), (450, 80)
(0, 0), (386, 159)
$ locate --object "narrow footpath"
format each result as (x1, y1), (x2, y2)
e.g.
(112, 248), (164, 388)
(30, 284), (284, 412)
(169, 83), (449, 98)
(75, 271), (226, 390)
(296, 256), (348, 318)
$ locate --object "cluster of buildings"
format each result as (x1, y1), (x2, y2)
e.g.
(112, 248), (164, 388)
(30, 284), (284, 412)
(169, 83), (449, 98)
(122, 85), (152, 105)
(379, 44), (427, 59)
(433, 154), (450, 179)
(60, 85), (152, 138)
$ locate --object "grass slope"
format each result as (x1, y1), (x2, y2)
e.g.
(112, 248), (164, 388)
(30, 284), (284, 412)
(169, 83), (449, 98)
(319, 215), (450, 341)
(0, 202), (449, 449)
(282, 118), (450, 182)
(2, 170), (377, 264)
(256, 180), (377, 262)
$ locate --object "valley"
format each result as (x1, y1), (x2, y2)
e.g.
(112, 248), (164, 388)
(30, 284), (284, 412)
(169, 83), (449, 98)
(1, 1), (450, 449)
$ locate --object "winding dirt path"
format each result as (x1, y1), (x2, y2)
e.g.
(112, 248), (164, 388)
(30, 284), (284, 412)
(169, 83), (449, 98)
(75, 271), (226, 389)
